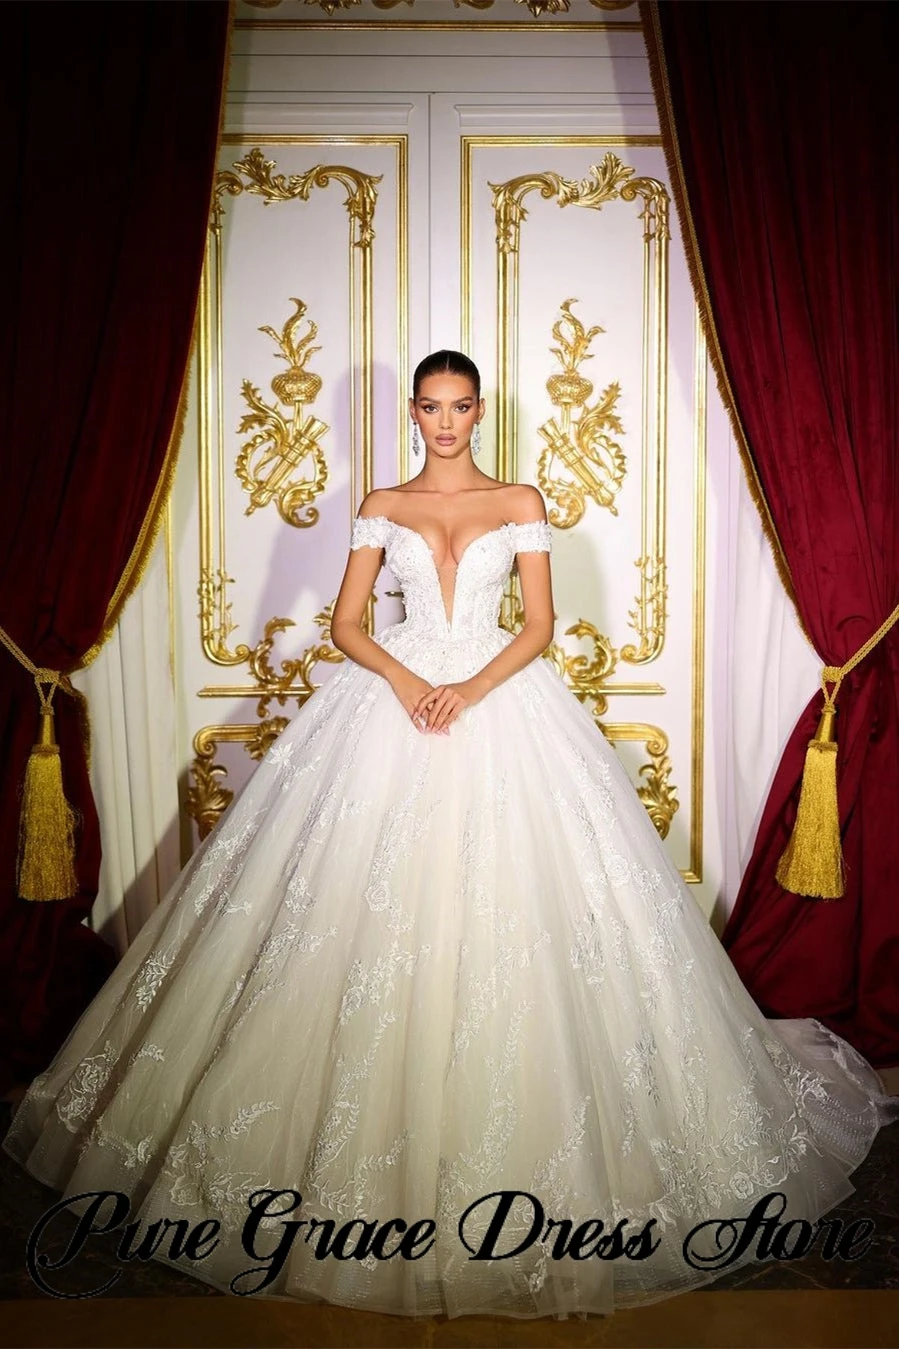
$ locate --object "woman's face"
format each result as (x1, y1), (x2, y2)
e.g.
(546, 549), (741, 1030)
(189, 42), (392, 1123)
(409, 372), (484, 459)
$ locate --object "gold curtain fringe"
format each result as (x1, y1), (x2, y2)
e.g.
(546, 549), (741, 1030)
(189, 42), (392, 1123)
(775, 701), (843, 899)
(17, 705), (80, 901)
(776, 602), (899, 899)
(639, 2), (811, 648)
(0, 624), (83, 901)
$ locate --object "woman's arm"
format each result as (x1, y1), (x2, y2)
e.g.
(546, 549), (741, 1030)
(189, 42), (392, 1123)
(330, 546), (404, 682)
(469, 546), (555, 693)
(331, 494), (438, 731)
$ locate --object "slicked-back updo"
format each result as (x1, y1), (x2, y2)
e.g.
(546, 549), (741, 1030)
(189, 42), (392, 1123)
(412, 349), (481, 399)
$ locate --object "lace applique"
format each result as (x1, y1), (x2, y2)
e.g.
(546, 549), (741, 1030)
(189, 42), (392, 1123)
(192, 810), (265, 919)
(526, 1096), (592, 1293)
(510, 520), (552, 554)
(259, 923), (337, 969)
(350, 515), (390, 552)
(570, 910), (606, 988)
(622, 1030), (661, 1102)
(55, 1041), (119, 1132)
(438, 1000), (533, 1227)
(450, 934), (550, 1063)
(363, 759), (438, 932)
(84, 1124), (155, 1171)
(460, 802), (520, 936)
(134, 948), (176, 1010)
(284, 871), (316, 916)
(132, 1043), (165, 1064)
(301, 1009), (409, 1217)
(165, 1103), (280, 1232)
(338, 940), (432, 1027)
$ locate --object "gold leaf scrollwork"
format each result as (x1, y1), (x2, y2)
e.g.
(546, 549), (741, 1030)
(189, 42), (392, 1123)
(491, 154), (667, 256)
(537, 299), (626, 529)
(500, 581), (618, 718)
(245, 716), (291, 759)
(188, 729), (235, 840)
(622, 551), (667, 664)
(601, 724), (679, 838)
(217, 150), (381, 249)
(513, 0), (570, 14)
(201, 149), (380, 667)
(199, 568), (253, 667)
(187, 718), (290, 839)
(236, 298), (329, 528)
(245, 602), (347, 719)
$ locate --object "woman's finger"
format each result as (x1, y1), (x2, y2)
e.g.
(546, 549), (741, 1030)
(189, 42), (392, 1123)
(426, 690), (454, 728)
(431, 692), (461, 731)
(412, 686), (442, 719)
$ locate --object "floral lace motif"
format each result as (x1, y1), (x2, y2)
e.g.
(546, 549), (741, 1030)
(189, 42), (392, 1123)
(5, 496), (895, 1319)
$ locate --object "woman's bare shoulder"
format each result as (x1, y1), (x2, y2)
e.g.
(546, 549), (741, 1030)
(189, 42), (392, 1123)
(357, 487), (404, 519)
(500, 481), (547, 523)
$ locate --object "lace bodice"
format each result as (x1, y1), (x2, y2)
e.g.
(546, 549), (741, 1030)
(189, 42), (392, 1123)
(350, 514), (552, 639)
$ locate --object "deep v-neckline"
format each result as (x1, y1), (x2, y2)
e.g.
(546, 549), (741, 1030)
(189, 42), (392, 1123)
(367, 515), (513, 628)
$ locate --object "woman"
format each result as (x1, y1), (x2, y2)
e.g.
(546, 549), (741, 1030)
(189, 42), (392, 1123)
(5, 350), (897, 1318)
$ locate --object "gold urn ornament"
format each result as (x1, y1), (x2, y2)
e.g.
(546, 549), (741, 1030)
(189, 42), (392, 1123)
(236, 298), (330, 528)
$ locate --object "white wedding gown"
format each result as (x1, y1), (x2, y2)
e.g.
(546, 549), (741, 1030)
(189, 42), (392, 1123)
(5, 514), (897, 1318)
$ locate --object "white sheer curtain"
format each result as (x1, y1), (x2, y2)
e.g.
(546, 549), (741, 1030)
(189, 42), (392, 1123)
(717, 434), (821, 922)
(71, 531), (181, 958)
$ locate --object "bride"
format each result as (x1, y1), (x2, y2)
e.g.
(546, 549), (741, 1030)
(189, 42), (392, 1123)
(5, 350), (896, 1319)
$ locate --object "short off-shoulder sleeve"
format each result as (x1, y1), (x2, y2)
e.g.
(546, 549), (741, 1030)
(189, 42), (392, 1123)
(350, 515), (390, 551)
(510, 520), (552, 553)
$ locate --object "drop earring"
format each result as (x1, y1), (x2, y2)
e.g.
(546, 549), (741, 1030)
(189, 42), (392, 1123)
(412, 422), (422, 457)
(471, 422), (482, 457)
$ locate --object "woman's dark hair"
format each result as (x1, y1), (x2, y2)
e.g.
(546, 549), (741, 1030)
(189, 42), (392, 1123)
(412, 349), (481, 399)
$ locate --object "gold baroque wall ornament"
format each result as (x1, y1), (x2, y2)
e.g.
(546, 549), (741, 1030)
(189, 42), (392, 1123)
(247, 602), (348, 719)
(538, 298), (626, 529)
(187, 729), (235, 839)
(500, 581), (618, 716)
(198, 568), (252, 667)
(487, 151), (669, 665)
(622, 550), (667, 664)
(491, 155), (659, 255)
(187, 718), (289, 839)
(513, 0), (570, 14)
(200, 147), (380, 668)
(600, 723), (680, 838)
(237, 299), (330, 528)
(217, 150), (381, 248)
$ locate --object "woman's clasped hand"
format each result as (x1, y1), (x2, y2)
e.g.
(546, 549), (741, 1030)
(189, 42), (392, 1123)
(389, 667), (488, 734)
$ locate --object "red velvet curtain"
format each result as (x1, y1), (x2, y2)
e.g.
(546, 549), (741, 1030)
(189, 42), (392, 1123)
(0, 3), (230, 1092)
(644, 1), (899, 1066)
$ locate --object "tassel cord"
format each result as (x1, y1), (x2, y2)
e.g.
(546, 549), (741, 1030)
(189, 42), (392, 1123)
(777, 599), (899, 900)
(0, 622), (84, 901)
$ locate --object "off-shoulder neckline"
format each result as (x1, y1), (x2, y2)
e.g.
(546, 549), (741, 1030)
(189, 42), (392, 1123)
(356, 515), (547, 564)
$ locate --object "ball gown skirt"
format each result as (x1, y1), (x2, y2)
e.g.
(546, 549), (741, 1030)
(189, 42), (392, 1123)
(5, 516), (897, 1318)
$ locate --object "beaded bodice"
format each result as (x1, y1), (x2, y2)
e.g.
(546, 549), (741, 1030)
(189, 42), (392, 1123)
(350, 515), (552, 640)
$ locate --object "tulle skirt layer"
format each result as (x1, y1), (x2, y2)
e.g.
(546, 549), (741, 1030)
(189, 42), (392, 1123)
(5, 624), (897, 1317)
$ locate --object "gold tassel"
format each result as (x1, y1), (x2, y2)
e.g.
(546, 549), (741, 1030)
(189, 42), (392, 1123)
(775, 700), (844, 899)
(17, 703), (78, 901)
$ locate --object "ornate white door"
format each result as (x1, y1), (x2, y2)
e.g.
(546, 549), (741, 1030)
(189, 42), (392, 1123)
(170, 1), (736, 919)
